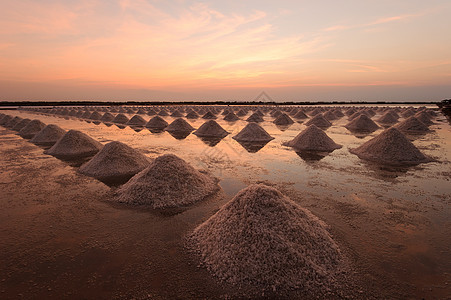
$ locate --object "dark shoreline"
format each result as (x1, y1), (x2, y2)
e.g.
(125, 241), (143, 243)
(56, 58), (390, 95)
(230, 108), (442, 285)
(0, 100), (442, 107)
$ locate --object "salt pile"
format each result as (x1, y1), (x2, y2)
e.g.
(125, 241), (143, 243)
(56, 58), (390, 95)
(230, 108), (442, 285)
(79, 141), (150, 184)
(18, 119), (46, 139)
(0, 114), (13, 125)
(126, 115), (147, 126)
(114, 154), (219, 208)
(202, 111), (217, 119)
(145, 116), (168, 130)
(395, 116), (430, 133)
(89, 111), (102, 120)
(293, 110), (308, 119)
(401, 108), (416, 118)
(30, 124), (66, 145)
(5, 116), (23, 128)
(188, 184), (343, 292)
(305, 114), (332, 128)
(273, 113), (294, 125)
(246, 113), (264, 123)
(81, 111), (92, 119)
(345, 114), (379, 132)
(165, 118), (194, 133)
(223, 112), (239, 121)
(376, 111), (398, 124)
(236, 109), (247, 117)
(185, 111), (199, 119)
(323, 111), (337, 121)
(147, 109), (157, 116)
(112, 113), (129, 124)
(100, 112), (115, 122)
(158, 109), (169, 116)
(349, 127), (431, 165)
(414, 112), (433, 126)
(284, 125), (342, 152)
(233, 123), (274, 142)
(171, 110), (184, 117)
(12, 118), (31, 131)
(45, 130), (103, 159)
(193, 120), (228, 138)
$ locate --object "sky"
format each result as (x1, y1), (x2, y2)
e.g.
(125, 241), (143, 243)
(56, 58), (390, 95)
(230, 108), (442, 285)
(0, 0), (450, 102)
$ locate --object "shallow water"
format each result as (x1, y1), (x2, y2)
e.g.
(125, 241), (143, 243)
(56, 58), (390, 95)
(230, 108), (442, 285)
(0, 106), (450, 299)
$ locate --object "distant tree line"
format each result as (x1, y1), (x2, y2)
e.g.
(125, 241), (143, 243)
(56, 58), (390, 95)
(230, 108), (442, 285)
(0, 100), (442, 107)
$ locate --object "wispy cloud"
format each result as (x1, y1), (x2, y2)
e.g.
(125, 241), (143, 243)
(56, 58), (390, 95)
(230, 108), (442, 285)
(322, 11), (427, 33)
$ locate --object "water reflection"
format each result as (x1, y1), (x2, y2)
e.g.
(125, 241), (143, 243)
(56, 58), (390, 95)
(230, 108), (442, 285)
(147, 128), (165, 134)
(167, 131), (191, 140)
(130, 126), (144, 132)
(363, 161), (410, 182)
(198, 137), (224, 147)
(347, 130), (373, 139)
(275, 124), (292, 132)
(295, 150), (328, 161)
(235, 140), (270, 153)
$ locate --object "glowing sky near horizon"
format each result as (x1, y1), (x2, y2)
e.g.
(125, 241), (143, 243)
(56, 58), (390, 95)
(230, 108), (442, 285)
(0, 0), (450, 101)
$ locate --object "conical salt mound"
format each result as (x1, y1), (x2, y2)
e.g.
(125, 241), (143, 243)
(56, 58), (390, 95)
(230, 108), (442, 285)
(193, 120), (228, 138)
(395, 116), (430, 133)
(100, 112), (115, 122)
(185, 111), (199, 119)
(0, 114), (13, 125)
(30, 124), (66, 145)
(112, 113), (129, 124)
(126, 115), (146, 126)
(273, 113), (294, 125)
(12, 118), (31, 131)
(293, 110), (308, 119)
(401, 109), (416, 118)
(376, 111), (398, 124)
(345, 114), (379, 132)
(188, 184), (343, 292)
(233, 123), (274, 142)
(223, 112), (239, 121)
(165, 118), (194, 133)
(414, 112), (433, 126)
(236, 109), (247, 117)
(6, 116), (22, 128)
(323, 111), (337, 121)
(79, 141), (150, 184)
(89, 111), (102, 120)
(202, 111), (217, 119)
(171, 110), (184, 117)
(81, 111), (92, 119)
(284, 125), (342, 152)
(305, 114), (332, 128)
(115, 154), (219, 208)
(146, 116), (168, 129)
(246, 112), (264, 123)
(45, 130), (103, 159)
(18, 119), (46, 139)
(350, 127), (431, 165)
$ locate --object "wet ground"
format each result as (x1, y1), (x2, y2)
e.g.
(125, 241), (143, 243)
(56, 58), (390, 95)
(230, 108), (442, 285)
(0, 106), (450, 299)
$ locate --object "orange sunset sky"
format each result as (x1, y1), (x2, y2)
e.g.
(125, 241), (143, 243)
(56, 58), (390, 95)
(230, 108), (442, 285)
(0, 0), (450, 102)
